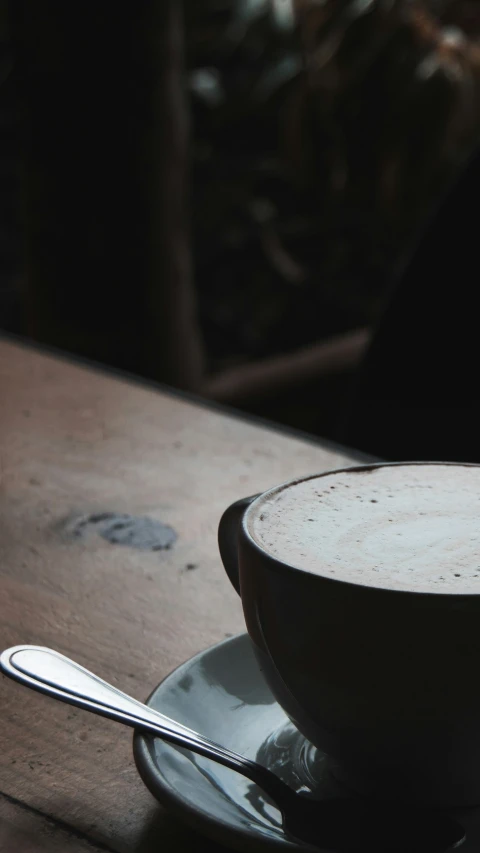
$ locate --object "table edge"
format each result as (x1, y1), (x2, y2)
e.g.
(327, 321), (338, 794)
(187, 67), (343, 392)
(0, 330), (379, 465)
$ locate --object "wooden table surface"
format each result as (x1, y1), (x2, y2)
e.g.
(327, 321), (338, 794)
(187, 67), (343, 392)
(0, 338), (363, 853)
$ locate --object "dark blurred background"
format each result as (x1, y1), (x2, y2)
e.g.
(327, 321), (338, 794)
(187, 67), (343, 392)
(2, 0), (480, 456)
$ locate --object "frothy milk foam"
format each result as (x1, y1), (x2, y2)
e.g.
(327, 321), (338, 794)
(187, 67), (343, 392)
(250, 464), (480, 593)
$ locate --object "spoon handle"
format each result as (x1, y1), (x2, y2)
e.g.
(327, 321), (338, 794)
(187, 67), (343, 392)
(0, 645), (200, 734)
(0, 645), (284, 800)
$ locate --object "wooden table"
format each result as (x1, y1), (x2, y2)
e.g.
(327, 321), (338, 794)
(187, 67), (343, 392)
(0, 338), (365, 853)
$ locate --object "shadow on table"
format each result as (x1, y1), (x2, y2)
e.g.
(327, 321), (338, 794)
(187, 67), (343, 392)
(133, 807), (227, 853)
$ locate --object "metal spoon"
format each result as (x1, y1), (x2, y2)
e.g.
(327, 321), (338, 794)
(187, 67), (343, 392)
(0, 645), (465, 852)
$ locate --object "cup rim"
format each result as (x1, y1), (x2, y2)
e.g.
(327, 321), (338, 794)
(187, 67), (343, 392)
(242, 460), (480, 598)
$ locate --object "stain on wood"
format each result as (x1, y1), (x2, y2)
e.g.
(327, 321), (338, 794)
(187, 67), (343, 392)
(58, 512), (177, 552)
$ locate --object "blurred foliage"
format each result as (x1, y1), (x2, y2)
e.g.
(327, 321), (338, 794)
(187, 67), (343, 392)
(185, 0), (480, 371)
(3, 0), (480, 369)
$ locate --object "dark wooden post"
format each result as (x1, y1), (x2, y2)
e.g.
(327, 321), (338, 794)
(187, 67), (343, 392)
(12, 1), (204, 388)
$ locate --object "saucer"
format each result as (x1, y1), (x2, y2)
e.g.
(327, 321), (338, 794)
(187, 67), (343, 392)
(133, 634), (480, 852)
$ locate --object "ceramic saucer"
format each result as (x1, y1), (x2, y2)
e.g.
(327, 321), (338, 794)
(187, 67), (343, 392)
(133, 633), (480, 853)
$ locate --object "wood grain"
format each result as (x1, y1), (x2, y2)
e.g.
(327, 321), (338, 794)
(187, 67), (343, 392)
(0, 339), (359, 851)
(0, 793), (106, 852)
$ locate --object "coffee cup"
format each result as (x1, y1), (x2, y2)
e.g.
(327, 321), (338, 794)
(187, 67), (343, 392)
(218, 461), (480, 806)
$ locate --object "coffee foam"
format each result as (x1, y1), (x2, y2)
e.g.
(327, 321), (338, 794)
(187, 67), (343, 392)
(249, 464), (480, 593)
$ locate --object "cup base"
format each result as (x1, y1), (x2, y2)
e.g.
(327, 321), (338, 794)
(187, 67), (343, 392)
(326, 757), (480, 809)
